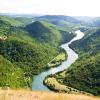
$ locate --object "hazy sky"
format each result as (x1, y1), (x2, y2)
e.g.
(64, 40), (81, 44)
(0, 0), (100, 16)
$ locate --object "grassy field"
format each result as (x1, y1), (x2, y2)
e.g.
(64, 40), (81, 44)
(47, 52), (66, 68)
(0, 90), (100, 100)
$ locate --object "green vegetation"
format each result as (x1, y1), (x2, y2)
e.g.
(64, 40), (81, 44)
(35, 15), (81, 31)
(0, 55), (28, 88)
(59, 30), (75, 43)
(1, 15), (100, 95)
(25, 20), (75, 46)
(14, 17), (34, 26)
(70, 28), (100, 54)
(0, 15), (75, 89)
(47, 49), (67, 68)
(44, 76), (91, 95)
(25, 21), (62, 46)
(47, 28), (100, 95)
(0, 26), (58, 88)
(0, 39), (58, 75)
(0, 16), (23, 26)
(53, 54), (100, 95)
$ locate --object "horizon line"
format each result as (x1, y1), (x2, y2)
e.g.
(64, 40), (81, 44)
(0, 12), (98, 17)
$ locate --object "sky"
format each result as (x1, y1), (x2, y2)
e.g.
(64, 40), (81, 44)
(0, 0), (100, 16)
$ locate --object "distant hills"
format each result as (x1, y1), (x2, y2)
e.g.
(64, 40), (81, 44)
(75, 16), (100, 27)
(35, 15), (81, 31)
(0, 16), (23, 26)
(35, 15), (80, 23)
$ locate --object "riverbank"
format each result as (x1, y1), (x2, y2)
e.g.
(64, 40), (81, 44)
(32, 30), (84, 90)
(47, 49), (67, 69)
(43, 30), (89, 94)
(0, 90), (100, 100)
(44, 76), (91, 95)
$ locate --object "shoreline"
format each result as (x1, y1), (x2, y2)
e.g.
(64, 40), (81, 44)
(32, 30), (84, 91)
(43, 76), (92, 96)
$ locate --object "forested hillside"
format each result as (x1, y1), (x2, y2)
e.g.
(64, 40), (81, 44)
(0, 55), (27, 88)
(25, 21), (62, 46)
(0, 16), (23, 26)
(52, 28), (100, 95)
(0, 15), (75, 88)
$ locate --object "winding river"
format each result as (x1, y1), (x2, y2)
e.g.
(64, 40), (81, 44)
(32, 30), (84, 91)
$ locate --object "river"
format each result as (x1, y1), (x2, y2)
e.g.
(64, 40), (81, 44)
(32, 30), (84, 91)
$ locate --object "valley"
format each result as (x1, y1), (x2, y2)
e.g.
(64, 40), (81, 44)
(32, 30), (84, 90)
(0, 15), (76, 89)
(45, 27), (100, 95)
(0, 14), (100, 100)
